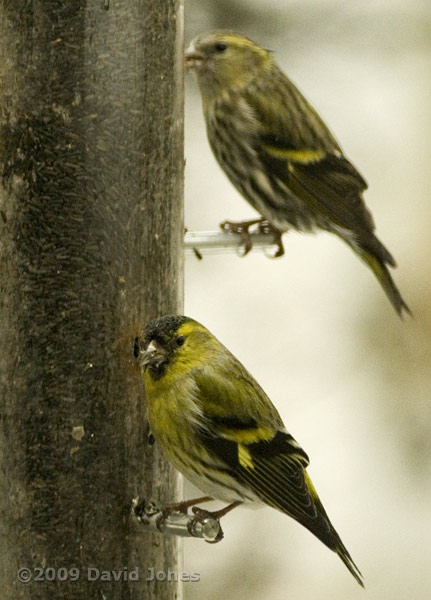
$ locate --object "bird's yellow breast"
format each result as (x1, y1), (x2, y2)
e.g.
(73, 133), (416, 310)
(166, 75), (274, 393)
(143, 369), (202, 444)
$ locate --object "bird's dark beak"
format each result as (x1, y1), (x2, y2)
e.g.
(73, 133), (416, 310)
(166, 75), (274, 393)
(185, 44), (205, 70)
(139, 339), (168, 371)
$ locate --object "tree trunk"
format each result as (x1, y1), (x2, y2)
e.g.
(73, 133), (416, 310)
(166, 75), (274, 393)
(0, 1), (184, 598)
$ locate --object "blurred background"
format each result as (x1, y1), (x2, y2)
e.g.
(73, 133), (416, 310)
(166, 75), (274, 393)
(182, 1), (430, 599)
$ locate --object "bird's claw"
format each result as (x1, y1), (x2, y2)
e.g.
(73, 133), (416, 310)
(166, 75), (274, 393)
(255, 220), (285, 258)
(189, 507), (224, 543)
(220, 218), (262, 256)
(156, 495), (213, 523)
(220, 218), (285, 258)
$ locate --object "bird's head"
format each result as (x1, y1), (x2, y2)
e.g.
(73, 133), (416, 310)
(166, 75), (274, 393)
(139, 315), (216, 380)
(185, 32), (273, 96)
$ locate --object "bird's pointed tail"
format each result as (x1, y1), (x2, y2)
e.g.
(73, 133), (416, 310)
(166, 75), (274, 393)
(360, 250), (411, 318)
(335, 537), (364, 588)
(302, 472), (364, 587)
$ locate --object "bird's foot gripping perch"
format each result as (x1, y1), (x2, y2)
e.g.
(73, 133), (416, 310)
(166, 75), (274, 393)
(133, 497), (241, 544)
(220, 218), (285, 258)
(188, 500), (242, 544)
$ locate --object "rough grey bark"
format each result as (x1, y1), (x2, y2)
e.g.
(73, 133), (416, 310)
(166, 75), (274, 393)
(0, 1), (184, 598)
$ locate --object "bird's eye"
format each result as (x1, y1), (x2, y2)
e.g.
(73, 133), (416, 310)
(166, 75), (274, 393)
(176, 335), (185, 347)
(214, 42), (228, 53)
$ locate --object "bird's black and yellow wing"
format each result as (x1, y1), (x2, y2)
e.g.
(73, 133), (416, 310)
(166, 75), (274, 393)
(194, 366), (363, 586)
(243, 78), (384, 245)
(243, 77), (409, 315)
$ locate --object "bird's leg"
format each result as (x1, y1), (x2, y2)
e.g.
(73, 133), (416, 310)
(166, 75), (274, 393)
(255, 220), (285, 258)
(162, 496), (214, 515)
(189, 500), (243, 544)
(154, 496), (214, 531)
(220, 218), (266, 255)
(197, 500), (242, 519)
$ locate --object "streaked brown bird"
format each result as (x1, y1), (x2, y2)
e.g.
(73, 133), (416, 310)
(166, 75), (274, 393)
(185, 31), (410, 317)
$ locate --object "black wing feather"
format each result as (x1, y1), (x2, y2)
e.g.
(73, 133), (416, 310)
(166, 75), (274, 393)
(197, 424), (334, 545)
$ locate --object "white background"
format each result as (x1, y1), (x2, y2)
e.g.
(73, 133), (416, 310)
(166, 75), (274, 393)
(182, 2), (431, 598)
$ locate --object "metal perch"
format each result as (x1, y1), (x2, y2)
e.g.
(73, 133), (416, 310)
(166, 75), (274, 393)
(133, 498), (223, 543)
(184, 229), (282, 256)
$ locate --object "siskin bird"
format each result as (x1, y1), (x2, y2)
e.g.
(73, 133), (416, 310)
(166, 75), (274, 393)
(139, 314), (364, 587)
(185, 32), (410, 317)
